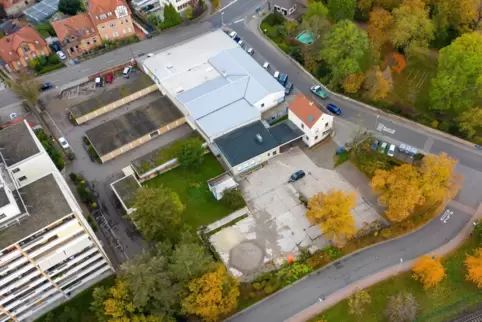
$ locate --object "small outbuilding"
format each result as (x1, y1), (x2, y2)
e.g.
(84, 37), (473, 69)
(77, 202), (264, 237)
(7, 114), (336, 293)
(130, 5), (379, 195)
(269, 0), (297, 16)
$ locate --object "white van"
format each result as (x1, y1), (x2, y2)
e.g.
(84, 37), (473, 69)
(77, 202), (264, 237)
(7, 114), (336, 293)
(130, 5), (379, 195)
(387, 144), (395, 157)
(229, 31), (237, 38)
(263, 62), (270, 69)
(273, 71), (280, 79)
(237, 40), (244, 47)
(123, 66), (132, 78)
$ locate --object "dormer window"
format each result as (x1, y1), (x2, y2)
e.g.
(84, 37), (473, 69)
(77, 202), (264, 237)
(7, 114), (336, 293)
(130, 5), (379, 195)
(100, 13), (107, 19)
(107, 12), (112, 16)
(34, 40), (38, 44)
(95, 15), (99, 19)
(115, 5), (128, 18)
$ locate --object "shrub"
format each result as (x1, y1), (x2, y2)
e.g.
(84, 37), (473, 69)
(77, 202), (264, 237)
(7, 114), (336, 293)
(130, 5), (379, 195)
(277, 262), (313, 286)
(439, 122), (450, 132)
(326, 246), (342, 259)
(263, 12), (285, 26)
(306, 253), (326, 269)
(221, 189), (246, 210)
(176, 137), (205, 169)
(159, 4), (183, 30)
(87, 216), (98, 231)
(47, 54), (60, 65)
(264, 285), (276, 294)
(381, 228), (391, 238)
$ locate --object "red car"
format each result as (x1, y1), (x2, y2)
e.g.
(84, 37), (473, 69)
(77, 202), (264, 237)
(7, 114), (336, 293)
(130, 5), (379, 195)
(105, 73), (114, 84)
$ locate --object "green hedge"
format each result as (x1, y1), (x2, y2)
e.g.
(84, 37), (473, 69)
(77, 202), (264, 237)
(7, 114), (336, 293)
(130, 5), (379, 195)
(34, 129), (65, 170)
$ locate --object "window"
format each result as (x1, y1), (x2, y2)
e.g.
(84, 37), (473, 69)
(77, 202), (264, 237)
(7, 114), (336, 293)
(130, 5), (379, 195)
(125, 18), (129, 22)
(100, 14), (107, 19)
(305, 136), (309, 140)
(32, 52), (36, 58)
(315, 136), (318, 140)
(16, 61), (21, 67)
(301, 123), (304, 129)
(127, 27), (132, 32)
(105, 34), (109, 39)
(93, 38), (97, 43)
(101, 25), (105, 29)
(110, 23), (115, 27)
(325, 122), (329, 128)
(261, 103), (265, 108)
(24, 56), (29, 61)
(0, 214), (5, 220)
(71, 36), (75, 40)
(123, 29), (126, 34)
(273, 151), (277, 156)
(86, 41), (91, 45)
(22, 45), (29, 52)
(121, 20), (124, 25)
(41, 50), (46, 56)
(107, 12), (112, 16)
(267, 153), (270, 157)
(18, 176), (27, 182)
(113, 32), (119, 37)
(150, 130), (160, 138)
(86, 29), (90, 35)
(12, 168), (20, 173)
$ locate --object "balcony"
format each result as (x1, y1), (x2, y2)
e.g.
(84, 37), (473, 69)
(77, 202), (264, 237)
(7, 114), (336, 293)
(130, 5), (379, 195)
(54, 253), (104, 285)
(46, 246), (97, 277)
(0, 270), (43, 303)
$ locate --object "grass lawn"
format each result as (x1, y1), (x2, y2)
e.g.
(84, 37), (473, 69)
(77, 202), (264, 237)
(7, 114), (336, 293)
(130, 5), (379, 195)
(35, 275), (115, 322)
(313, 238), (482, 322)
(144, 154), (235, 228)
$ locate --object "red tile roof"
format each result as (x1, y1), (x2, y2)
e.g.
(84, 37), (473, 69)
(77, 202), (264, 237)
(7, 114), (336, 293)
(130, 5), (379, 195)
(86, 0), (131, 24)
(0, 0), (21, 9)
(0, 27), (47, 64)
(51, 13), (98, 42)
(288, 93), (323, 128)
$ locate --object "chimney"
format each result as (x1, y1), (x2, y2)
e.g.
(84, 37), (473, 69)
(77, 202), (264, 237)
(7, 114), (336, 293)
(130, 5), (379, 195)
(256, 134), (263, 143)
(309, 101), (314, 106)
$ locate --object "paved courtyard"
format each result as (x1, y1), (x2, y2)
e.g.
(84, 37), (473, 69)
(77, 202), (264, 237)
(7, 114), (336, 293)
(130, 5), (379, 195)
(209, 147), (383, 280)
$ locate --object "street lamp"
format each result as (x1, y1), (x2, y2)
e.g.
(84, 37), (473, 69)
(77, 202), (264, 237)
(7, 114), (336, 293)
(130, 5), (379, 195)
(221, 12), (224, 26)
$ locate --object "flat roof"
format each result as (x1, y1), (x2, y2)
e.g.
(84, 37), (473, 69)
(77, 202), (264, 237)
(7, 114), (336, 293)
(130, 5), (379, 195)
(111, 174), (141, 209)
(85, 93), (183, 156)
(0, 121), (39, 167)
(70, 75), (154, 118)
(0, 174), (72, 249)
(215, 120), (303, 167)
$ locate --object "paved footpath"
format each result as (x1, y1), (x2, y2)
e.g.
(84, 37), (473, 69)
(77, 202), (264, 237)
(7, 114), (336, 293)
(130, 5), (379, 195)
(287, 202), (482, 322)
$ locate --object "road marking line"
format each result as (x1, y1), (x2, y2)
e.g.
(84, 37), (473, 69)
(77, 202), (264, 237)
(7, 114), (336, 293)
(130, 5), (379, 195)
(80, 68), (91, 72)
(233, 18), (244, 24)
(107, 60), (115, 63)
(219, 0), (238, 11)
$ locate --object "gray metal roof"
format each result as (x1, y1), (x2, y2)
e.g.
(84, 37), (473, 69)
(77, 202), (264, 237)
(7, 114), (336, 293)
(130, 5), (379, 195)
(197, 100), (259, 138)
(0, 121), (39, 167)
(269, 120), (304, 144)
(176, 77), (229, 104)
(24, 0), (60, 24)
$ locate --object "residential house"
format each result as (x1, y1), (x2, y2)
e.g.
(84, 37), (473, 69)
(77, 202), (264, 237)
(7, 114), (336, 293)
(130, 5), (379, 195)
(1, 19), (22, 35)
(0, 121), (114, 321)
(0, 26), (51, 72)
(288, 93), (334, 148)
(52, 13), (102, 58)
(86, 0), (136, 41)
(0, 0), (36, 18)
(268, 0), (297, 16)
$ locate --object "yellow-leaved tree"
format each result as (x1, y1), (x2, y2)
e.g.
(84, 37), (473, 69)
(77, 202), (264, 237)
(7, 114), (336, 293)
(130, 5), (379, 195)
(371, 164), (423, 222)
(348, 288), (371, 316)
(412, 255), (446, 289)
(465, 248), (482, 288)
(181, 264), (240, 322)
(307, 189), (357, 246)
(341, 73), (365, 94)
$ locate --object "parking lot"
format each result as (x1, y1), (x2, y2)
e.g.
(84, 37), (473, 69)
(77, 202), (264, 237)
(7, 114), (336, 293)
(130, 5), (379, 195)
(209, 147), (384, 280)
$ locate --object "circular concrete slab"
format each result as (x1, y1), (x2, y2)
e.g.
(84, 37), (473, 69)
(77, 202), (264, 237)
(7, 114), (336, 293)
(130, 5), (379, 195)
(210, 227), (245, 253)
(230, 241), (264, 273)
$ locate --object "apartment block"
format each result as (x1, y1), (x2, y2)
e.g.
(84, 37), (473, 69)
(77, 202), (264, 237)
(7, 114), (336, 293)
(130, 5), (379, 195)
(0, 121), (114, 322)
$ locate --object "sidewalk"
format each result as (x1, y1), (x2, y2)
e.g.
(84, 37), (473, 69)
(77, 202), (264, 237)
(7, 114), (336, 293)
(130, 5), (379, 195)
(287, 202), (482, 322)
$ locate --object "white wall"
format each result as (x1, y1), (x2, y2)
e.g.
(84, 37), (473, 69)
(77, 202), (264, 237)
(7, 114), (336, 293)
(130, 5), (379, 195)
(288, 110), (333, 147)
(254, 91), (285, 113)
(10, 153), (57, 188)
(231, 147), (280, 175)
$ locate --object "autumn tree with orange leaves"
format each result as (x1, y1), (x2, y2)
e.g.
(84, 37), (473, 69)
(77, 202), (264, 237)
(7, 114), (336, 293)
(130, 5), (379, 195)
(307, 189), (357, 246)
(465, 248), (482, 288)
(412, 255), (446, 289)
(368, 7), (393, 51)
(181, 264), (239, 322)
(391, 53), (407, 73)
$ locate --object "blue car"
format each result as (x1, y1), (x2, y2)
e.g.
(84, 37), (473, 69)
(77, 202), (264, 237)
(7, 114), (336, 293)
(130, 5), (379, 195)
(284, 82), (293, 95)
(327, 103), (341, 115)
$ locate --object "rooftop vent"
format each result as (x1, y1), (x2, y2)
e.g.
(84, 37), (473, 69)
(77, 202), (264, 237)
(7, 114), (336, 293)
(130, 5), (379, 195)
(166, 63), (173, 69)
(256, 134), (263, 143)
(309, 101), (314, 106)
(307, 115), (314, 122)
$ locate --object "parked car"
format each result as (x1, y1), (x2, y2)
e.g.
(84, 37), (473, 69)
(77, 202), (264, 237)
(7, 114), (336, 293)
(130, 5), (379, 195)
(409, 146), (418, 156)
(237, 40), (244, 47)
(40, 82), (53, 91)
(284, 82), (293, 95)
(147, 53), (154, 57)
(399, 143), (406, 152)
(95, 76), (104, 87)
(279, 73), (288, 86)
(310, 85), (328, 99)
(404, 145), (412, 154)
(229, 31), (237, 38)
(56, 51), (66, 60)
(247, 48), (254, 55)
(289, 170), (306, 183)
(105, 73), (114, 84)
(58, 137), (70, 149)
(379, 141), (388, 153)
(370, 139), (379, 151)
(263, 62), (270, 69)
(326, 103), (341, 115)
(273, 71), (280, 79)
(123, 66), (132, 78)
(9, 113), (18, 120)
(233, 35), (241, 42)
(387, 144), (396, 157)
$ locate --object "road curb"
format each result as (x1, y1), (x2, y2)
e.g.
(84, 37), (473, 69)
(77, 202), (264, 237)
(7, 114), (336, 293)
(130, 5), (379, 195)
(289, 202), (482, 322)
(253, 17), (478, 150)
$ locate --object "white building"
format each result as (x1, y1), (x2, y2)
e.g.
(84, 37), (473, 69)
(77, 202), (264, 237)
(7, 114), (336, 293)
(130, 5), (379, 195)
(288, 93), (334, 147)
(131, 0), (194, 13)
(142, 30), (286, 143)
(0, 121), (114, 322)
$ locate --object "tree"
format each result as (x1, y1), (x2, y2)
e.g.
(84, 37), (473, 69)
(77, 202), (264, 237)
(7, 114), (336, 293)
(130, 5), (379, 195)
(160, 4), (183, 29)
(368, 7), (393, 50)
(305, 1), (329, 20)
(306, 189), (357, 246)
(327, 0), (356, 22)
(221, 189), (246, 210)
(9, 71), (40, 105)
(302, 45), (320, 73)
(385, 292), (419, 322)
(365, 66), (390, 100)
(182, 264), (240, 322)
(358, 0), (401, 15)
(433, 0), (477, 33)
(301, 15), (330, 40)
(458, 108), (482, 139)
(430, 32), (482, 113)
(284, 21), (299, 37)
(466, 248), (482, 287)
(418, 152), (461, 205)
(58, 0), (82, 15)
(131, 186), (184, 242)
(371, 164), (424, 222)
(341, 72), (365, 93)
(176, 137), (205, 169)
(348, 288), (371, 316)
(91, 286), (110, 322)
(412, 255), (446, 289)
(185, 5), (193, 20)
(321, 20), (369, 84)
(390, 0), (434, 52)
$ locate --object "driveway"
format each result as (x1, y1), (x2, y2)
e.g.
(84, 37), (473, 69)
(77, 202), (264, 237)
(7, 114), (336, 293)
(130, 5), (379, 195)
(209, 147), (383, 281)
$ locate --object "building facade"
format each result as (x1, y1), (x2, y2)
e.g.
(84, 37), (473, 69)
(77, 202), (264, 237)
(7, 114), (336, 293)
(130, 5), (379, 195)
(86, 0), (136, 41)
(288, 93), (334, 147)
(0, 27), (51, 72)
(52, 13), (103, 58)
(0, 121), (114, 322)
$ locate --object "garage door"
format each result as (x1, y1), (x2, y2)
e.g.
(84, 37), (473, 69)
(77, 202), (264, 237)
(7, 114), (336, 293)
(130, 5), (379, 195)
(279, 138), (302, 153)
